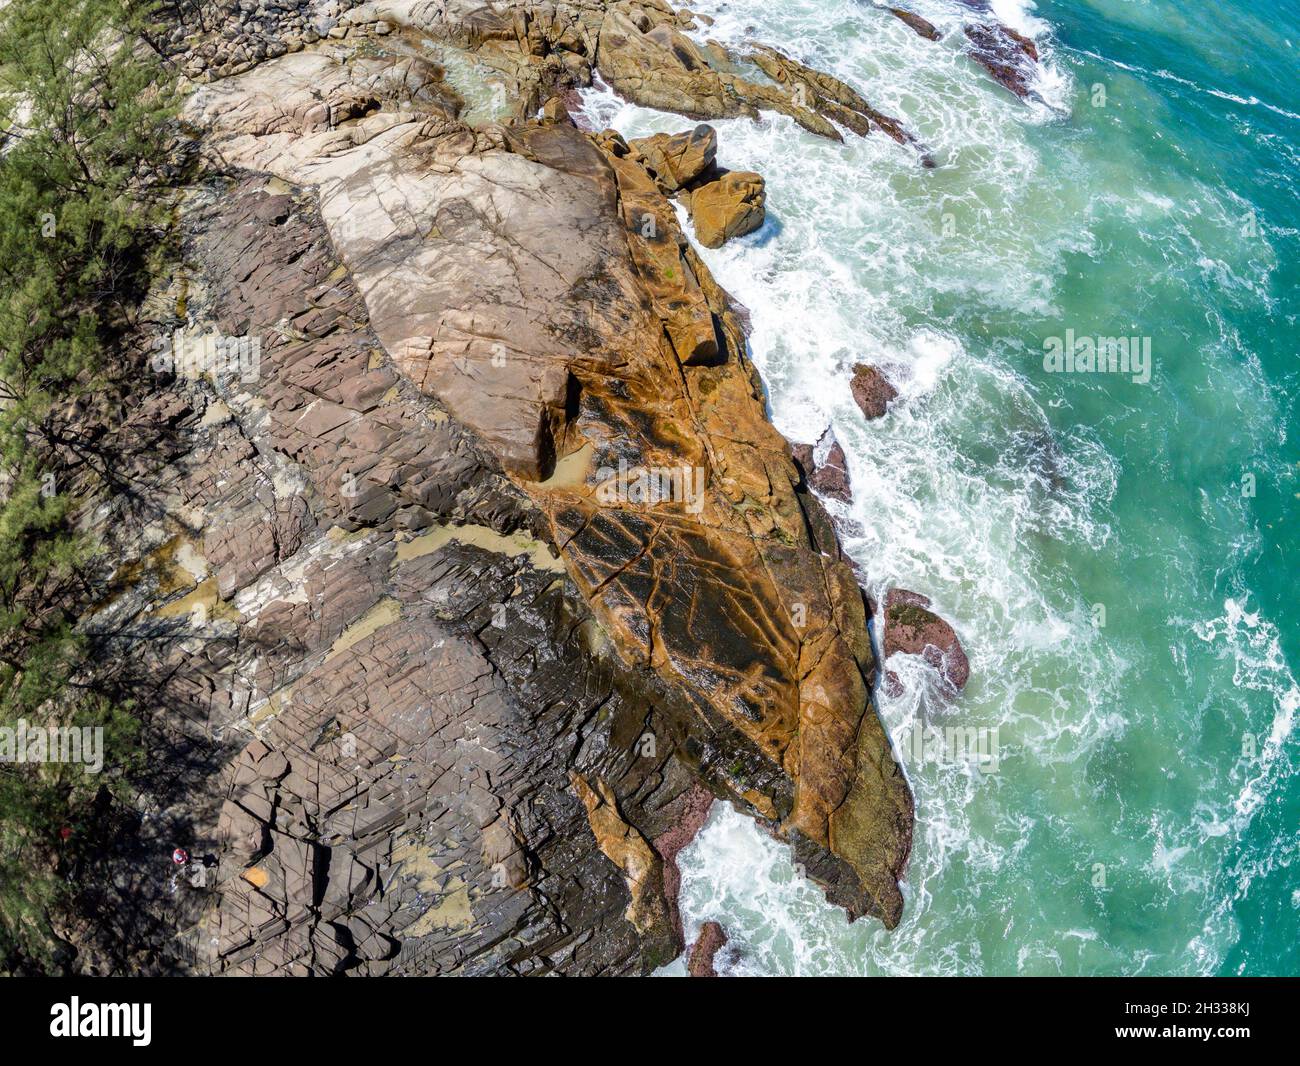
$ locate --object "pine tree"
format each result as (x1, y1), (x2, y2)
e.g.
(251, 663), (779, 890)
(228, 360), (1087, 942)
(0, 0), (176, 970)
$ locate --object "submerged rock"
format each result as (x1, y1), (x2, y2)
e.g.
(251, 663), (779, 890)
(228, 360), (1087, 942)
(963, 22), (1041, 99)
(888, 8), (942, 42)
(687, 921), (729, 977)
(851, 364), (899, 420)
(883, 589), (970, 696)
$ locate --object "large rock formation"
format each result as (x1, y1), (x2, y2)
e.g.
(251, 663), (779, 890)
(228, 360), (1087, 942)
(327, 0), (930, 156)
(629, 124), (717, 193)
(628, 125), (766, 248)
(51, 0), (925, 975)
(68, 170), (761, 975)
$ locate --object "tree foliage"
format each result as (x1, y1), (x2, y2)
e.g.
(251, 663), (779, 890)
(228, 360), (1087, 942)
(0, 0), (176, 970)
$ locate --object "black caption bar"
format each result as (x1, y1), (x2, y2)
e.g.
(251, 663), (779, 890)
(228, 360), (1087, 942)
(0, 976), (1292, 1052)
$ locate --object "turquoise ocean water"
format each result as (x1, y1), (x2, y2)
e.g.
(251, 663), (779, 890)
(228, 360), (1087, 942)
(581, 0), (1298, 975)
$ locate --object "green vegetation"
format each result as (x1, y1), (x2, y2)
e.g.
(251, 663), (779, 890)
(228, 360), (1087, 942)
(886, 602), (935, 631)
(0, 0), (177, 970)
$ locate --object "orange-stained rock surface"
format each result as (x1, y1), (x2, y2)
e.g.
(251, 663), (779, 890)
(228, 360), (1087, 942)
(571, 772), (676, 949)
(187, 32), (913, 930)
(681, 168), (767, 248)
(44, 0), (949, 976)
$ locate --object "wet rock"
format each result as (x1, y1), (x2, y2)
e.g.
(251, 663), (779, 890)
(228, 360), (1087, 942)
(594, 6), (840, 137)
(338, 0), (922, 149)
(851, 364), (899, 420)
(745, 42), (932, 164)
(682, 168), (766, 247)
(687, 920), (728, 977)
(964, 22), (1040, 99)
(792, 431), (852, 504)
(652, 783), (714, 942)
(882, 589), (970, 695)
(888, 8), (941, 41)
(571, 772), (678, 957)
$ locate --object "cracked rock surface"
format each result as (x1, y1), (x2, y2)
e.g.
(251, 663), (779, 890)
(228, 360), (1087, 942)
(60, 0), (922, 974)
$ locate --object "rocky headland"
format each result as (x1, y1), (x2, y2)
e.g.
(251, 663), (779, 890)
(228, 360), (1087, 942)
(23, 0), (1003, 975)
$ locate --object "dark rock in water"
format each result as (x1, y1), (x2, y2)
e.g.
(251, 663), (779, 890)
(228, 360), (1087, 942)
(816, 440), (853, 503)
(792, 442), (814, 471)
(851, 364), (899, 420)
(745, 42), (933, 164)
(1009, 28), (1039, 62)
(688, 920), (729, 977)
(964, 23), (1040, 99)
(882, 589), (970, 695)
(559, 87), (595, 131)
(793, 431), (853, 504)
(653, 784), (715, 945)
(1015, 428), (1069, 493)
(888, 8), (942, 41)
